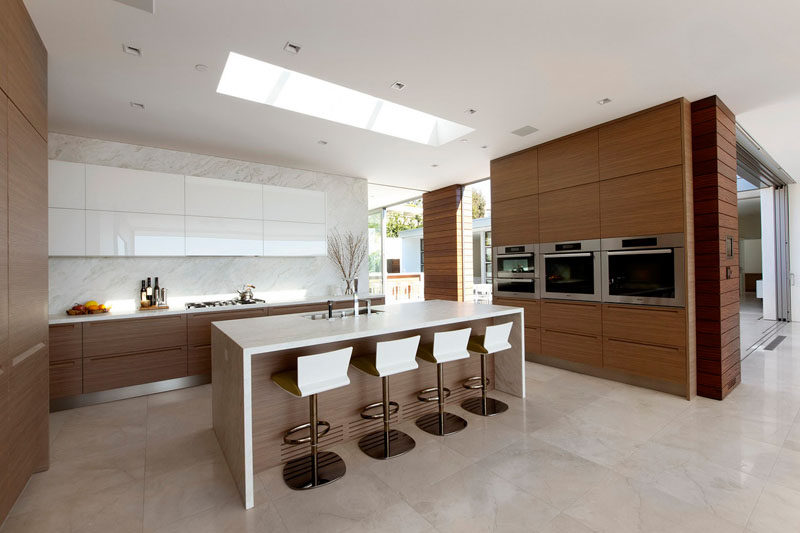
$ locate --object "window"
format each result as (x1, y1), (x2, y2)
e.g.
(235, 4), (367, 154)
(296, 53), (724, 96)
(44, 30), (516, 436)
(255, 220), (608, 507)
(484, 231), (492, 282)
(420, 239), (424, 272)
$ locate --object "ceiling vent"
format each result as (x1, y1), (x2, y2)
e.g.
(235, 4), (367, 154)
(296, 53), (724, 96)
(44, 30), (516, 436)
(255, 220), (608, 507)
(390, 81), (406, 91)
(597, 98), (612, 105)
(113, 0), (154, 14)
(122, 43), (142, 57)
(129, 101), (145, 110)
(283, 42), (302, 55)
(511, 125), (538, 137)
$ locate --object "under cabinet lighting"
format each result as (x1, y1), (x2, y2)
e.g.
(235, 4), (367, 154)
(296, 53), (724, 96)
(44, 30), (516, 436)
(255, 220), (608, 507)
(217, 52), (474, 146)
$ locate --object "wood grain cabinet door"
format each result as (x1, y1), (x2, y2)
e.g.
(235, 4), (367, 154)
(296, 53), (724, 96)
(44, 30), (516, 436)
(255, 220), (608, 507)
(603, 337), (686, 384)
(539, 182), (600, 242)
(538, 129), (599, 193)
(83, 315), (187, 357)
(49, 358), (82, 399)
(541, 300), (602, 336)
(541, 329), (602, 367)
(48, 323), (83, 362)
(492, 298), (540, 328)
(188, 345), (212, 376)
(524, 327), (541, 356)
(268, 303), (327, 316)
(602, 304), (686, 347)
(599, 165), (684, 238)
(0, 93), (7, 368)
(491, 195), (539, 246)
(0, 361), (10, 520)
(187, 308), (266, 346)
(598, 102), (683, 181)
(491, 150), (538, 203)
(83, 346), (188, 393)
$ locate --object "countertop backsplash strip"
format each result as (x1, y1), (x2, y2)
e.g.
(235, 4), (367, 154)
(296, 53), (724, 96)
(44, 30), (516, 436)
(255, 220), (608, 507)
(48, 133), (368, 315)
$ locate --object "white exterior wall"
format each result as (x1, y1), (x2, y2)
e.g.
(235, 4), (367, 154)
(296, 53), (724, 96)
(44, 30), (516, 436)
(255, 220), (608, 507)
(761, 188), (777, 320)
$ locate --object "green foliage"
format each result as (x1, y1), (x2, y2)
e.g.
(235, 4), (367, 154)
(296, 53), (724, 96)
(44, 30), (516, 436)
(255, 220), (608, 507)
(368, 251), (381, 273)
(386, 211), (423, 238)
(472, 190), (486, 219)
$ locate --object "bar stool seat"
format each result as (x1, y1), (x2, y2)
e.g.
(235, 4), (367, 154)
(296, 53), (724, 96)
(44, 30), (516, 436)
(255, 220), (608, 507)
(461, 322), (513, 416)
(351, 335), (420, 459)
(415, 328), (471, 436)
(272, 347), (353, 490)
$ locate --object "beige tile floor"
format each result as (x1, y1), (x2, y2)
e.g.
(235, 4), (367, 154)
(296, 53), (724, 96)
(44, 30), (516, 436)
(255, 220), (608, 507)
(6, 324), (800, 532)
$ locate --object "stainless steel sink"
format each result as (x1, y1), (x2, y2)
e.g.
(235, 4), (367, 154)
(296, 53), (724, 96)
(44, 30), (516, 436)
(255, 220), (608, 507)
(304, 309), (384, 320)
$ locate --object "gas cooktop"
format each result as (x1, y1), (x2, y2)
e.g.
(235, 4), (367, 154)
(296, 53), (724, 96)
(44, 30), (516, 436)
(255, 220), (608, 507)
(185, 298), (265, 309)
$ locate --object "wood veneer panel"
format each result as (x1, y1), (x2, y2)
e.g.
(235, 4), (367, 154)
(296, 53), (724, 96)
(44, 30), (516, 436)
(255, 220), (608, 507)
(492, 298), (540, 327)
(541, 329), (602, 367)
(541, 300), (602, 336)
(48, 323), (82, 362)
(49, 358), (82, 399)
(269, 303), (326, 316)
(83, 346), (188, 393)
(524, 327), (541, 355)
(598, 102), (682, 180)
(603, 337), (686, 384)
(0, 93), (7, 367)
(0, 360), (10, 520)
(188, 345), (211, 376)
(83, 314), (187, 357)
(538, 129), (599, 192)
(0, 4), (8, 92)
(3, 0), (47, 139)
(491, 195), (539, 246)
(491, 149), (537, 202)
(599, 165), (684, 237)
(188, 308), (266, 346)
(8, 103), (48, 362)
(422, 185), (471, 301)
(539, 182), (600, 242)
(602, 304), (686, 347)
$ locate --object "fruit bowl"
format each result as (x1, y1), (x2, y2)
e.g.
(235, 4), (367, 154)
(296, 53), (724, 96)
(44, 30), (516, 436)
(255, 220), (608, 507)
(66, 301), (111, 315)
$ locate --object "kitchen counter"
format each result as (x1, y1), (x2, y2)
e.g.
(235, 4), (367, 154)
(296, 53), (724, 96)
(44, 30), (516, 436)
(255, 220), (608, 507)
(211, 300), (526, 508)
(48, 294), (385, 324)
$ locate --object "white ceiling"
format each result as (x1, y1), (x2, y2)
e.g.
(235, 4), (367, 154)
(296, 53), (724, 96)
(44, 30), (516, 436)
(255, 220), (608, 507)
(24, 0), (800, 192)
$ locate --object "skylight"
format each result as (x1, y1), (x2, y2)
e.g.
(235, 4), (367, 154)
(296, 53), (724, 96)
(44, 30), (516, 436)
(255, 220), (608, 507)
(217, 52), (474, 147)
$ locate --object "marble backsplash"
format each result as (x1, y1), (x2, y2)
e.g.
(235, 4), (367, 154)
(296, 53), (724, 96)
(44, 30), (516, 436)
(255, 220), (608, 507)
(48, 133), (369, 314)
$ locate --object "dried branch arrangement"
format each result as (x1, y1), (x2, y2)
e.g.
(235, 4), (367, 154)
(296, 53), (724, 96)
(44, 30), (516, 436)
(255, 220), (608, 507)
(327, 229), (368, 293)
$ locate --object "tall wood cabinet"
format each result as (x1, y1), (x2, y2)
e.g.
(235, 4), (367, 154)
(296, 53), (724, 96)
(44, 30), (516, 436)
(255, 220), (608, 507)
(0, 0), (49, 524)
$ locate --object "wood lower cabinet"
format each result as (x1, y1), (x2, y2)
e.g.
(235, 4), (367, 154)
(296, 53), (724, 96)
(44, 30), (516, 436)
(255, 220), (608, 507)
(491, 149), (537, 202)
(538, 129), (599, 193)
(83, 346), (188, 393)
(188, 345), (212, 376)
(83, 314), (187, 357)
(48, 322), (82, 362)
(538, 182), (600, 242)
(541, 329), (602, 367)
(493, 298), (541, 356)
(524, 326), (541, 356)
(0, 361), (10, 520)
(603, 338), (686, 384)
(269, 302), (328, 316)
(49, 358), (82, 398)
(599, 165), (684, 238)
(603, 304), (686, 347)
(541, 300), (601, 336)
(188, 308), (266, 346)
(491, 195), (539, 246)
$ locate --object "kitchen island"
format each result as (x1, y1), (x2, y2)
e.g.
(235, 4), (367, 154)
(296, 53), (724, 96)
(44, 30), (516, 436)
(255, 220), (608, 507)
(211, 300), (526, 508)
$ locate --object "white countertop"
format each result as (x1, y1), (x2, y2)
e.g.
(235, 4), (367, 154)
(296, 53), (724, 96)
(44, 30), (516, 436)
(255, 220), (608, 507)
(213, 300), (523, 355)
(48, 294), (385, 325)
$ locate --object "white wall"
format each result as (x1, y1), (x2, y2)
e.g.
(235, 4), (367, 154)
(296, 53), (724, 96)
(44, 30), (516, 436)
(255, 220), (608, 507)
(48, 134), (368, 313)
(401, 235), (422, 273)
(761, 188), (777, 320)
(789, 183), (800, 321)
(741, 239), (763, 273)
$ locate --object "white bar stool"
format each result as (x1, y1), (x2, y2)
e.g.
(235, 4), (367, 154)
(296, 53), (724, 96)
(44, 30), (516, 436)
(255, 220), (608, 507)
(351, 335), (421, 459)
(271, 346), (353, 490)
(462, 322), (513, 416)
(415, 327), (471, 436)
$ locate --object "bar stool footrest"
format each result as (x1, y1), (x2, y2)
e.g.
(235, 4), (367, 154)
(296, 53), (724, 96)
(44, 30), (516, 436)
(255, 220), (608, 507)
(360, 401), (400, 420)
(463, 376), (488, 390)
(283, 420), (331, 445)
(417, 386), (451, 403)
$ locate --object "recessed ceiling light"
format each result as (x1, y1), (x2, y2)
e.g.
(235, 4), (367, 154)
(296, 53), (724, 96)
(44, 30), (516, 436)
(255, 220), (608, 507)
(283, 42), (301, 55)
(317, 140), (328, 145)
(460, 138), (468, 143)
(216, 52), (474, 146)
(431, 164), (439, 168)
(195, 64), (208, 72)
(511, 125), (538, 137)
(390, 81), (406, 91)
(597, 98), (612, 105)
(129, 101), (145, 110)
(122, 43), (142, 56)
(465, 108), (477, 115)
(481, 145), (488, 149)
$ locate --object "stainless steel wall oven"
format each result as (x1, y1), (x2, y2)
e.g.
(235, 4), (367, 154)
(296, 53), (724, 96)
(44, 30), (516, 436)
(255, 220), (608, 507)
(492, 244), (538, 299)
(540, 240), (602, 301)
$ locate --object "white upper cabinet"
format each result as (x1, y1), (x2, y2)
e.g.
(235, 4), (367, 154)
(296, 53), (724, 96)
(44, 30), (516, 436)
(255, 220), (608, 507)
(48, 160), (85, 209)
(48, 208), (85, 256)
(85, 211), (185, 256)
(264, 221), (326, 256)
(85, 165), (185, 215)
(263, 185), (326, 223)
(186, 216), (263, 256)
(185, 176), (262, 220)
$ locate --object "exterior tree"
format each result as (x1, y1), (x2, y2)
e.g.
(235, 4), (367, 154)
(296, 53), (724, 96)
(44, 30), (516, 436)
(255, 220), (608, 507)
(385, 211), (422, 238)
(472, 189), (486, 219)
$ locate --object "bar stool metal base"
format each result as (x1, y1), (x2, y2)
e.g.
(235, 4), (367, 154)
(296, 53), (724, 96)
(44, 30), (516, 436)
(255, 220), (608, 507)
(415, 411), (468, 436)
(358, 429), (416, 459)
(282, 450), (346, 490)
(461, 396), (508, 417)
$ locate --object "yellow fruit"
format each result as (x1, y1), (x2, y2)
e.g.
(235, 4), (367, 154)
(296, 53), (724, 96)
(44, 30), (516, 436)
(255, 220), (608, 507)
(85, 300), (98, 308)
(87, 305), (100, 311)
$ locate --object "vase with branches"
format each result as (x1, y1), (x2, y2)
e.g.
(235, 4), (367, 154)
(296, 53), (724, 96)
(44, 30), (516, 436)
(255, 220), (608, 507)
(327, 229), (368, 295)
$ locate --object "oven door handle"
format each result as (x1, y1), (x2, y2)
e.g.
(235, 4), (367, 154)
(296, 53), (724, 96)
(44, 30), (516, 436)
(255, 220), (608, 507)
(498, 254), (535, 259)
(545, 252), (592, 258)
(607, 249), (672, 256)
(498, 278), (535, 283)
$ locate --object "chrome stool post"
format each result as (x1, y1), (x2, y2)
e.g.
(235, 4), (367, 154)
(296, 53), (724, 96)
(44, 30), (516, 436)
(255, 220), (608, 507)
(272, 347), (353, 490)
(352, 336), (420, 459)
(415, 328), (471, 436)
(461, 322), (512, 417)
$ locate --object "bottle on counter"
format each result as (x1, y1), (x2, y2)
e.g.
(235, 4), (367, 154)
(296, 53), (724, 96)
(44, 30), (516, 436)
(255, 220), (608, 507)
(153, 277), (160, 305)
(146, 277), (153, 306)
(140, 280), (147, 305)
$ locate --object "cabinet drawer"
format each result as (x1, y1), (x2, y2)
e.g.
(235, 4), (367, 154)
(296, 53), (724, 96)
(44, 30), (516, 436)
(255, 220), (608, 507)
(541, 329), (602, 367)
(493, 298), (540, 327)
(49, 323), (83, 361)
(49, 358), (82, 399)
(491, 196), (539, 246)
(603, 304), (686, 347)
(541, 300), (601, 336)
(83, 346), (188, 393)
(524, 327), (541, 355)
(188, 345), (211, 377)
(188, 308), (266, 346)
(83, 314), (187, 357)
(268, 303), (326, 316)
(603, 337), (686, 384)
